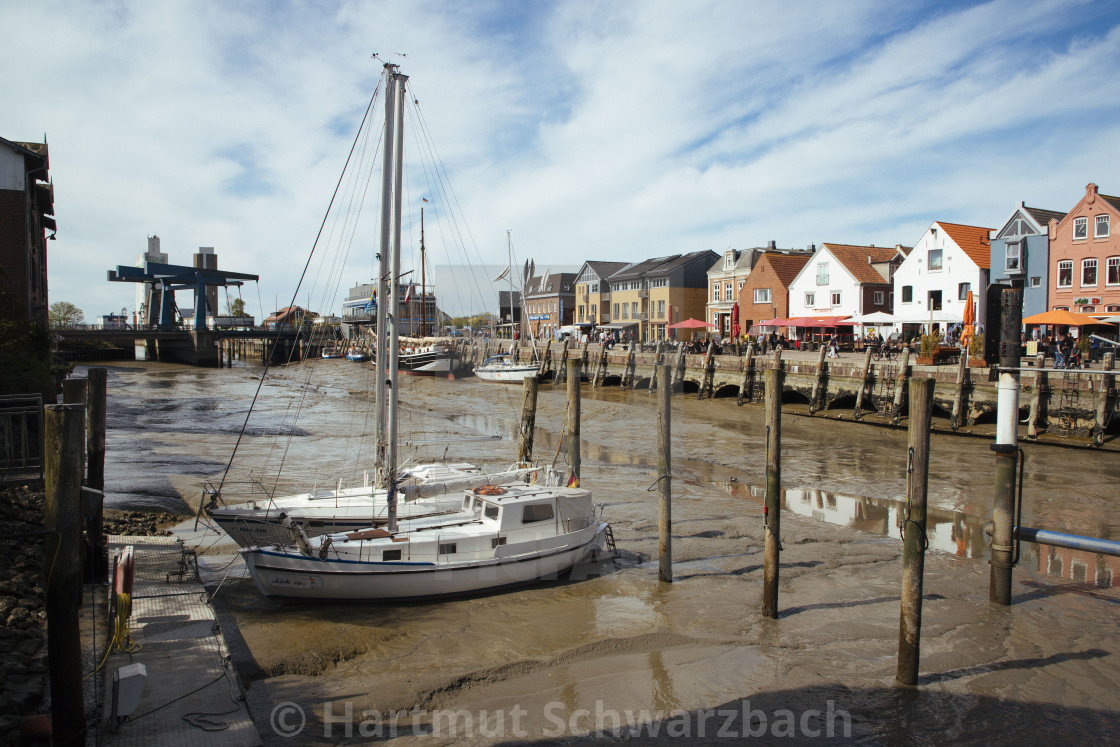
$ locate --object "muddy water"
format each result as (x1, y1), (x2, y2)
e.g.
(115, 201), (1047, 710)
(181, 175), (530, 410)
(77, 360), (1120, 743)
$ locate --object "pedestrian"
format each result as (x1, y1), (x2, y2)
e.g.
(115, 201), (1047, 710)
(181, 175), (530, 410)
(827, 334), (839, 358)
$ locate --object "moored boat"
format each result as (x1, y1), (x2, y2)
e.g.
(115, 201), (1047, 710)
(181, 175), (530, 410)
(474, 352), (540, 383)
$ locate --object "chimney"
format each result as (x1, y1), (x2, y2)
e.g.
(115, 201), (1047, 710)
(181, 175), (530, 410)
(767, 240), (776, 250)
(807, 243), (815, 253)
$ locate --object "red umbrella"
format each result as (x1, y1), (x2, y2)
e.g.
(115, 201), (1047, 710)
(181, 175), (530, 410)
(731, 303), (740, 338)
(668, 318), (715, 329)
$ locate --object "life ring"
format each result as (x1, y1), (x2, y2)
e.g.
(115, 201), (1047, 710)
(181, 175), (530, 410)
(473, 486), (507, 496)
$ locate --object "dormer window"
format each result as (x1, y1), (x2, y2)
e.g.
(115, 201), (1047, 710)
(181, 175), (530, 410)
(1097, 215), (1110, 238)
(816, 262), (829, 285)
(724, 252), (734, 270)
(1074, 217), (1088, 240)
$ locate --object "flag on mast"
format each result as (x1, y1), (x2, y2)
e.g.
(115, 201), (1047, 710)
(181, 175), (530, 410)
(403, 281), (414, 304)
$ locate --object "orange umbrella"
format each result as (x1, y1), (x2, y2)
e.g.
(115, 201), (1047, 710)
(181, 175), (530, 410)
(959, 291), (974, 348)
(1022, 309), (1115, 326)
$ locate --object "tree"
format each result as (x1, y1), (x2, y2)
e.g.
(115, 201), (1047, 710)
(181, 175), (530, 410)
(49, 301), (84, 328)
(228, 297), (246, 317)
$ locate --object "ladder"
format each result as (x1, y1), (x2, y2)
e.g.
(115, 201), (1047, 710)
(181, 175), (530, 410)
(876, 363), (896, 416)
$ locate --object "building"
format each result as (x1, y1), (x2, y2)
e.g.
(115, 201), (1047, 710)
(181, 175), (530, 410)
(736, 251), (813, 332)
(136, 235), (169, 328)
(340, 281), (436, 338)
(497, 290), (522, 338)
(606, 250), (718, 342)
(574, 261), (627, 327)
(787, 244), (906, 320)
(1047, 183), (1120, 315)
(262, 305), (312, 330)
(989, 202), (1065, 318)
(891, 221), (992, 338)
(194, 246), (219, 318)
(705, 247), (766, 336)
(523, 272), (575, 341)
(0, 137), (54, 328)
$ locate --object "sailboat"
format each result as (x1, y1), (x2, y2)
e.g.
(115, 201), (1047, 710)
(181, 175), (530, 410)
(474, 232), (544, 384)
(240, 63), (611, 601)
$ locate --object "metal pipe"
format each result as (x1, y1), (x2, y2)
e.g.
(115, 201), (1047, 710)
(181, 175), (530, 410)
(1016, 527), (1120, 558)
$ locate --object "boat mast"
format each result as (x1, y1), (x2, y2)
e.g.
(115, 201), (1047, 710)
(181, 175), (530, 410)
(386, 64), (408, 533)
(420, 206), (426, 338)
(373, 65), (397, 485)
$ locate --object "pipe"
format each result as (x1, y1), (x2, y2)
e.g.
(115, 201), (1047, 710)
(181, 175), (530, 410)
(1016, 527), (1120, 558)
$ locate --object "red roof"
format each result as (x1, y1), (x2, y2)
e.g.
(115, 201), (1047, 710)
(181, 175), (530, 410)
(821, 244), (903, 284)
(936, 222), (993, 269)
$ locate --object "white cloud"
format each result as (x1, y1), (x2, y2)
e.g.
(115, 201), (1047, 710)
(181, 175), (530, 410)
(2, 0), (1118, 320)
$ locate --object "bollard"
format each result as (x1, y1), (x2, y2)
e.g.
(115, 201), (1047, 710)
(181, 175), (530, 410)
(44, 404), (87, 746)
(657, 364), (672, 583)
(517, 375), (539, 465)
(897, 378), (934, 687)
(990, 288), (1023, 606)
(566, 358), (581, 485)
(762, 366), (783, 618)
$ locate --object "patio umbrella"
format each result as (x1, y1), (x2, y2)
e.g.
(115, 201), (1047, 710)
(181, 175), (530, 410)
(959, 291), (975, 349)
(668, 318), (716, 329)
(731, 303), (740, 338)
(1022, 309), (1115, 327)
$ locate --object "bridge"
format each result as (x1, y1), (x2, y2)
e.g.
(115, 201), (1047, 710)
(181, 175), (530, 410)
(54, 325), (320, 367)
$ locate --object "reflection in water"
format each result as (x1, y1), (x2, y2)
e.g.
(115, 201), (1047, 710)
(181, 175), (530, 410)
(1035, 544), (1117, 588)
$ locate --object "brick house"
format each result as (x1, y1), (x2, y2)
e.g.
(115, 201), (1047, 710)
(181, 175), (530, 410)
(1047, 183), (1120, 315)
(736, 251), (813, 332)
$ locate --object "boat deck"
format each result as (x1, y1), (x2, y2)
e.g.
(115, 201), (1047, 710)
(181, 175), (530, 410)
(100, 535), (259, 746)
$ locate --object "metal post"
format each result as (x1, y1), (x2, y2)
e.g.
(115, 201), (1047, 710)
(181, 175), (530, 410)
(990, 288), (1022, 605)
(44, 404), (86, 746)
(566, 357), (581, 486)
(762, 366), (783, 618)
(897, 377), (934, 686)
(517, 375), (539, 465)
(657, 364), (672, 583)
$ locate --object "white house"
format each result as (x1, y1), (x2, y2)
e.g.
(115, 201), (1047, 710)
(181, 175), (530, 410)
(891, 222), (992, 338)
(787, 243), (905, 321)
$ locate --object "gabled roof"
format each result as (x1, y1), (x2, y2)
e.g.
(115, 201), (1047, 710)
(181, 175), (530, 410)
(525, 272), (575, 296)
(608, 250), (716, 281)
(1023, 205), (1066, 227)
(819, 244), (904, 285)
(1101, 194), (1120, 212)
(582, 261), (628, 280)
(707, 248), (761, 274)
(759, 252), (812, 288)
(936, 222), (993, 269)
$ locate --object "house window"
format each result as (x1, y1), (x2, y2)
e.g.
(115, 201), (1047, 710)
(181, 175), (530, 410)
(614, 303), (619, 318)
(578, 305), (584, 322)
(738, 280), (745, 293)
(713, 284), (721, 302)
(724, 252), (734, 270)
(621, 304), (629, 319)
(928, 248), (943, 271)
(1108, 305), (1120, 313)
(522, 503), (554, 524)
(1006, 242), (1021, 271)
(657, 300), (665, 318)
(958, 282), (970, 300)
(724, 282), (732, 298)
(1082, 258), (1097, 286)
(873, 291), (885, 305)
(1030, 276), (1042, 288)
(830, 291), (841, 306)
(805, 292), (815, 306)
(1108, 257), (1120, 285)
(1057, 260), (1073, 288)
(816, 263), (829, 285)
(753, 288), (771, 304)
(591, 282), (599, 293)
(928, 290), (942, 310)
(1081, 306), (1096, 312)
(1096, 215), (1110, 238)
(902, 286), (913, 303)
(631, 301), (639, 317)
(1074, 217), (1088, 240)
(591, 304), (597, 319)
(438, 542), (457, 554)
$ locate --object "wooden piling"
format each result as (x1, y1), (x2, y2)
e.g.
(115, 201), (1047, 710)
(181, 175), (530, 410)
(897, 377), (934, 687)
(657, 364), (672, 583)
(44, 404), (86, 746)
(517, 375), (539, 465)
(558, 343), (569, 385)
(566, 358), (581, 485)
(648, 341), (664, 393)
(580, 338), (590, 379)
(671, 342), (687, 391)
(891, 348), (911, 425)
(60, 378), (88, 492)
(86, 368), (108, 582)
(854, 346), (873, 419)
(1093, 353), (1114, 447)
(623, 345), (636, 390)
(809, 345), (827, 414)
(762, 366), (783, 619)
(697, 341), (715, 399)
(950, 350), (970, 430)
(592, 345), (607, 387)
(1027, 353), (1046, 438)
(737, 345), (755, 406)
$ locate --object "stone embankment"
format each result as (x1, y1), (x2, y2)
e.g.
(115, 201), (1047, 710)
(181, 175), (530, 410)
(0, 488), (181, 740)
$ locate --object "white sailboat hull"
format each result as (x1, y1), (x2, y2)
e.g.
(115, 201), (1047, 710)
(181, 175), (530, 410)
(243, 522), (608, 601)
(475, 364), (540, 383)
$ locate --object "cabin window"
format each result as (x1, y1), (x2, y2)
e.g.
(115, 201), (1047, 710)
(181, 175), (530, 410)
(463, 497), (472, 509)
(382, 549), (402, 561)
(439, 543), (457, 555)
(522, 503), (555, 524)
(492, 537), (507, 548)
(484, 504), (499, 520)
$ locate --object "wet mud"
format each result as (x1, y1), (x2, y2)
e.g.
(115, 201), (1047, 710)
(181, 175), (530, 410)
(77, 361), (1120, 744)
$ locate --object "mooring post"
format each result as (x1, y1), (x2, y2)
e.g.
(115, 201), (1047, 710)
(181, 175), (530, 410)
(86, 368), (108, 582)
(990, 287), (1023, 606)
(1093, 353), (1114, 447)
(648, 341), (663, 393)
(854, 346), (873, 419)
(657, 363), (672, 583)
(558, 343), (569, 385)
(517, 375), (539, 466)
(950, 349), (970, 430)
(891, 348), (911, 425)
(897, 377), (934, 687)
(671, 341), (687, 392)
(61, 379), (88, 483)
(1027, 353), (1046, 438)
(538, 341), (550, 376)
(623, 345), (636, 390)
(809, 345), (828, 414)
(737, 344), (755, 406)
(762, 366), (783, 619)
(44, 404), (86, 747)
(698, 341), (715, 399)
(567, 358), (581, 485)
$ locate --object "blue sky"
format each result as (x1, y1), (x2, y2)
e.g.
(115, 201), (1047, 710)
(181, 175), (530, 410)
(3, 0), (1119, 320)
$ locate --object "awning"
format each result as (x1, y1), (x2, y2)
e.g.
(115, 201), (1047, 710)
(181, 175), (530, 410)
(757, 316), (853, 328)
(597, 322), (639, 330)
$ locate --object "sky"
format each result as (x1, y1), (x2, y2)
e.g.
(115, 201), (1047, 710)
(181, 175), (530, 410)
(4, 0), (1120, 321)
